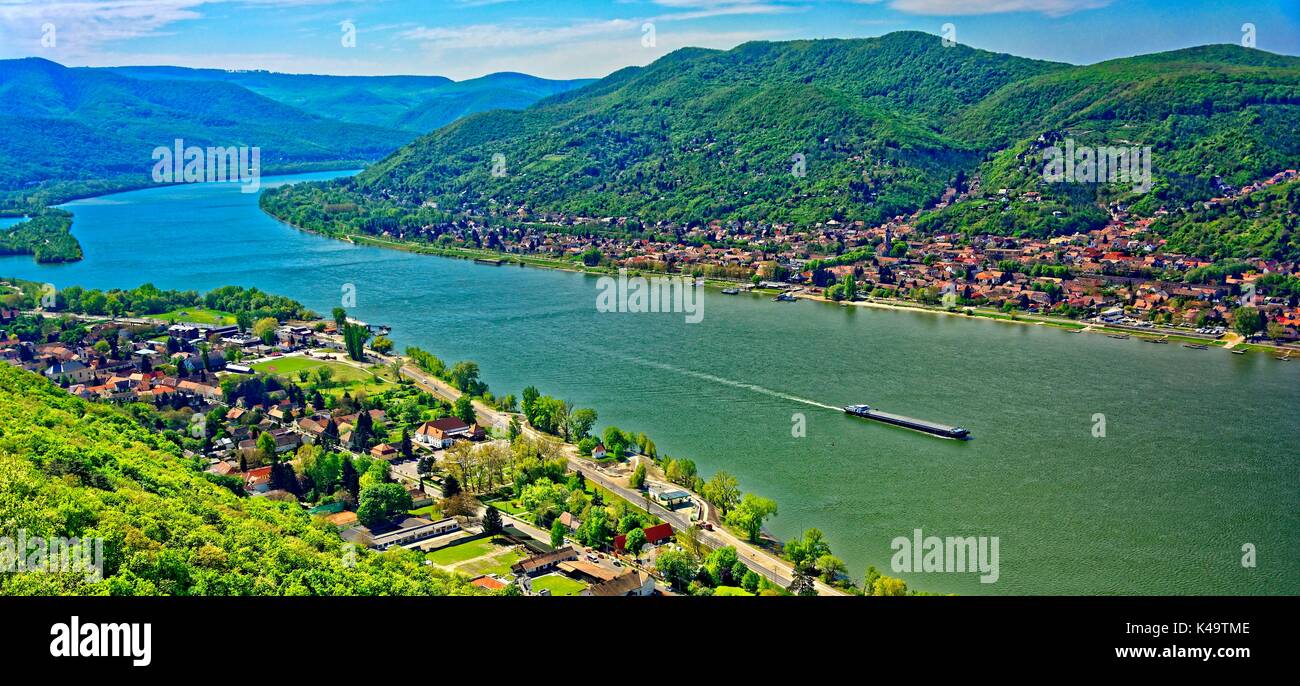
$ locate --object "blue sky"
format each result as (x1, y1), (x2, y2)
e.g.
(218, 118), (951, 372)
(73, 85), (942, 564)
(1, 0), (1296, 80)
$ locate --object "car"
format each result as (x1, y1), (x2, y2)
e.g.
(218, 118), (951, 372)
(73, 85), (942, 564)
(586, 553), (599, 562)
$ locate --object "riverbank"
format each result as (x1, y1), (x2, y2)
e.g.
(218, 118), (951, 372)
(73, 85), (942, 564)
(1, 162), (369, 213)
(8, 172), (1291, 595)
(390, 356), (849, 595)
(263, 206), (1300, 359)
(792, 290), (1300, 355)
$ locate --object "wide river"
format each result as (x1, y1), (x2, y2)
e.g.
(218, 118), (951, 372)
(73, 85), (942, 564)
(3, 171), (1296, 595)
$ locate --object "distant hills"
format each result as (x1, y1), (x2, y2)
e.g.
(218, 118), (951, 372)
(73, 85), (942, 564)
(264, 32), (1300, 259)
(0, 58), (590, 208)
(100, 66), (593, 133)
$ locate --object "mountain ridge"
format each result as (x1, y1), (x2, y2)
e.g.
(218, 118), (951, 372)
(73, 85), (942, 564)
(260, 32), (1300, 259)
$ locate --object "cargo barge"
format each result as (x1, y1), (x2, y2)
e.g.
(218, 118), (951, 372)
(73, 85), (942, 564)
(844, 404), (971, 440)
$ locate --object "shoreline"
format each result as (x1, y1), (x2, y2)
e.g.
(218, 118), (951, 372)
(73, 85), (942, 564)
(264, 205), (1300, 359)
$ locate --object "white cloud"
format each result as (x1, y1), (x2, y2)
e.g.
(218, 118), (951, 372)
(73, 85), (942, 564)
(396, 0), (802, 78)
(417, 28), (783, 79)
(0, 0), (340, 58)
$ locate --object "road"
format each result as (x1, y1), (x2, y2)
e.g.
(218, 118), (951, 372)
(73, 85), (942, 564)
(398, 363), (846, 596)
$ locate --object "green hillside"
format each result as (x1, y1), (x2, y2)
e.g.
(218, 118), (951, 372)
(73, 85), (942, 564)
(263, 33), (1300, 260)
(0, 208), (81, 263)
(0, 58), (414, 208)
(103, 66), (594, 133)
(0, 364), (488, 596)
(274, 33), (1059, 229)
(913, 46), (1300, 243)
(1154, 178), (1300, 260)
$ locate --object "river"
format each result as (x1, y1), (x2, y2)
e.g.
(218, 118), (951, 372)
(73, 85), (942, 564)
(2, 170), (1295, 595)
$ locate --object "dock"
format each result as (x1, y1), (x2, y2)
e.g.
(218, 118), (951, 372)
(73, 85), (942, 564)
(844, 404), (970, 440)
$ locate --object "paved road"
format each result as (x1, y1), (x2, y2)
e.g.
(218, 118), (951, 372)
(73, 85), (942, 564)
(399, 363), (846, 596)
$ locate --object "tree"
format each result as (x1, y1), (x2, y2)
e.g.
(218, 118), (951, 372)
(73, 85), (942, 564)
(400, 428), (413, 459)
(863, 565), (907, 595)
(442, 474), (461, 498)
(353, 410), (374, 449)
(452, 395), (476, 426)
(342, 322), (370, 361)
(357, 483), (413, 527)
(550, 519), (567, 548)
(785, 528), (831, 570)
(725, 493), (778, 543)
(483, 505), (504, 535)
(441, 492), (477, 517)
(521, 385), (540, 421)
(789, 571), (818, 596)
(816, 554), (847, 583)
(577, 511), (611, 549)
(341, 456), (360, 504)
(629, 462), (647, 489)
(370, 336), (394, 355)
(257, 431), (277, 464)
(252, 317), (278, 346)
(704, 546), (740, 586)
(654, 549), (697, 591)
(873, 575), (908, 596)
(702, 471), (741, 516)
(332, 307), (347, 329)
(270, 462), (299, 494)
(624, 527), (647, 558)
(568, 408), (598, 440)
(448, 361), (482, 394)
(1233, 306), (1264, 337)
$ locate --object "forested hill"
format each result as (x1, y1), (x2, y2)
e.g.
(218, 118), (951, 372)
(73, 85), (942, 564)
(102, 66), (594, 133)
(916, 44), (1300, 245)
(0, 57), (411, 207)
(0, 364), (487, 595)
(267, 32), (1300, 260)
(347, 32), (1064, 226)
(0, 59), (590, 210)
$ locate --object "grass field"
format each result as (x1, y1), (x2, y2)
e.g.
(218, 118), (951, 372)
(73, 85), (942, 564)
(407, 504), (441, 518)
(532, 574), (586, 596)
(484, 497), (527, 517)
(425, 536), (509, 566)
(458, 549), (524, 577)
(250, 357), (397, 395)
(155, 307), (235, 325)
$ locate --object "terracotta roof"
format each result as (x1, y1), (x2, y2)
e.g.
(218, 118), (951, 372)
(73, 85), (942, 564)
(586, 570), (652, 597)
(470, 576), (506, 590)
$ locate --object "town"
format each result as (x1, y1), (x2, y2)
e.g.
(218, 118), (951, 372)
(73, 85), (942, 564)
(0, 282), (890, 597)
(340, 168), (1300, 350)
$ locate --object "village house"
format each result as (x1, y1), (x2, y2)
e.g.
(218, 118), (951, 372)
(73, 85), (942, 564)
(413, 417), (472, 449)
(511, 546), (578, 576)
(581, 570), (656, 597)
